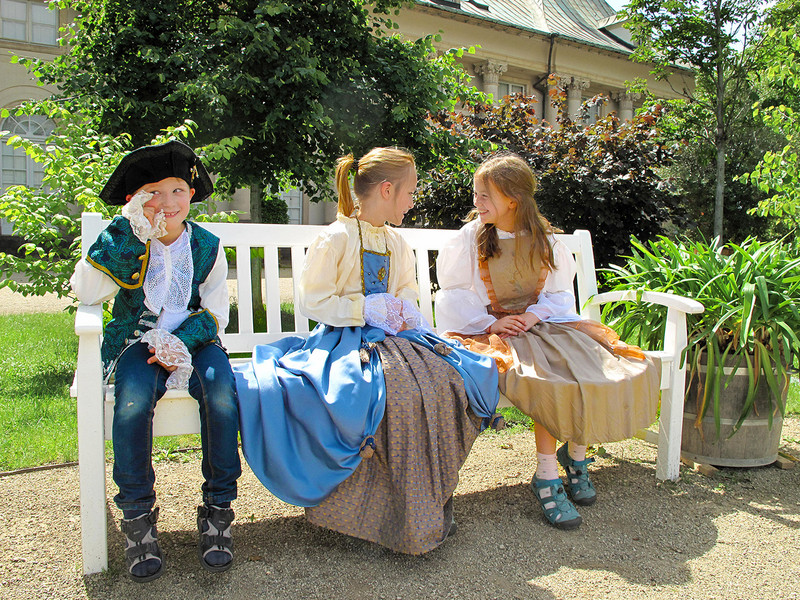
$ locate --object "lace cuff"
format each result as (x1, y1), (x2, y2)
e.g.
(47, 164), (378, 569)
(140, 328), (193, 389)
(122, 190), (168, 243)
(400, 299), (433, 333)
(363, 293), (405, 335)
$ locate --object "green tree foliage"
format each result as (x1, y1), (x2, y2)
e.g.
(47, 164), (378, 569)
(623, 0), (764, 242)
(0, 102), (237, 298)
(656, 86), (780, 241)
(409, 92), (681, 269)
(741, 22), (800, 232)
(30, 0), (478, 216)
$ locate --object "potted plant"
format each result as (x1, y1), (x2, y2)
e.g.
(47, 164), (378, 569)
(602, 235), (800, 466)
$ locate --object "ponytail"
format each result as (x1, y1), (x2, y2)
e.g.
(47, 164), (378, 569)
(335, 154), (357, 217)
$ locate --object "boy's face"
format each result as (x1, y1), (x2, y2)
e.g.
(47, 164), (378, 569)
(128, 177), (194, 242)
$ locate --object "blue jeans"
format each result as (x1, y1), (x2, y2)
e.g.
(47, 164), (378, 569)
(112, 341), (241, 511)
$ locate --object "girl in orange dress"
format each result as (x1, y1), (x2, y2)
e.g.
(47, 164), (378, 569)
(435, 153), (659, 529)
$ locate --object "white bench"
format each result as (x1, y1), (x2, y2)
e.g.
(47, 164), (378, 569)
(72, 211), (703, 574)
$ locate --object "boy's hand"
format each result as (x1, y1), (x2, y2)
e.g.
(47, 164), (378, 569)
(147, 348), (178, 372)
(123, 190), (167, 242)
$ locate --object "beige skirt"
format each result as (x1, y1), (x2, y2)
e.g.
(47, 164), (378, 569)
(502, 322), (660, 444)
(449, 321), (660, 445)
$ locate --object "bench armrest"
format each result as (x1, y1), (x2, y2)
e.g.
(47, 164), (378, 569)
(75, 303), (104, 336)
(587, 289), (704, 482)
(589, 290), (704, 315)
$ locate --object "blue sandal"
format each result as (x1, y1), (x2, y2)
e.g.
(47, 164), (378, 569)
(557, 443), (597, 506)
(531, 476), (582, 530)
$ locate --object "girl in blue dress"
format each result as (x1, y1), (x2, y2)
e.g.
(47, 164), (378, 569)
(235, 147), (500, 554)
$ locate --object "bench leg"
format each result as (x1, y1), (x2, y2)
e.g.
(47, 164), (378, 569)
(77, 335), (109, 574)
(656, 370), (686, 481)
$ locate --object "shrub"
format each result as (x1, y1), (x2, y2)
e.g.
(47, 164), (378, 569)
(410, 90), (683, 268)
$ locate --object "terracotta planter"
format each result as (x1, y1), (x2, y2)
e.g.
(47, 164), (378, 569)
(681, 353), (787, 467)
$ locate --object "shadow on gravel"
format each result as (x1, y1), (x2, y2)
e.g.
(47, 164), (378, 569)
(78, 445), (800, 600)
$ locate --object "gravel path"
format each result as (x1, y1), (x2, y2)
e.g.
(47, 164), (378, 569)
(3, 286), (800, 599)
(2, 422), (799, 600)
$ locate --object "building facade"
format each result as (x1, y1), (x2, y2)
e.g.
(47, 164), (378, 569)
(0, 0), (690, 232)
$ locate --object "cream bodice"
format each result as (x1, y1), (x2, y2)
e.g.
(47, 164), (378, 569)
(297, 214), (419, 327)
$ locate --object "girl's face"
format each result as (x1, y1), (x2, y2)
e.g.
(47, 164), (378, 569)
(128, 177), (194, 243)
(384, 168), (417, 226)
(473, 177), (516, 232)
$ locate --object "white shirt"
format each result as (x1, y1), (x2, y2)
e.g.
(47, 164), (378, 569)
(297, 214), (418, 327)
(435, 219), (579, 335)
(70, 225), (229, 332)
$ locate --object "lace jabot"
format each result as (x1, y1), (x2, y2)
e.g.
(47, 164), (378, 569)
(144, 230), (193, 332)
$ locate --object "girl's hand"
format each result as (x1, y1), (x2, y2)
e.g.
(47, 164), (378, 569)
(488, 313), (540, 338)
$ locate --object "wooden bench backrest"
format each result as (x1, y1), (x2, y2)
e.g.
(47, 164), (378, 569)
(80, 213), (600, 348)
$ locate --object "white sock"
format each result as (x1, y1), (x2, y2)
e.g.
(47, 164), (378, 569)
(535, 452), (559, 480)
(569, 443), (587, 462)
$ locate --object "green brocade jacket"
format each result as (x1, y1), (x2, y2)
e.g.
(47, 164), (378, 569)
(85, 216), (222, 377)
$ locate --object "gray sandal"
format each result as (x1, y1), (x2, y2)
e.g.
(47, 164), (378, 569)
(120, 508), (163, 582)
(197, 505), (235, 572)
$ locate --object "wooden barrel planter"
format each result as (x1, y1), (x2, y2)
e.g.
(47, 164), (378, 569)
(681, 354), (787, 467)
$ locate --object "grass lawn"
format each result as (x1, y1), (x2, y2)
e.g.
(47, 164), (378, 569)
(1, 311), (798, 471)
(0, 311), (79, 470)
(0, 311), (199, 471)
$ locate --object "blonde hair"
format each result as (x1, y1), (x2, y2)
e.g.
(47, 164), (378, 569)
(472, 153), (556, 270)
(335, 147), (416, 217)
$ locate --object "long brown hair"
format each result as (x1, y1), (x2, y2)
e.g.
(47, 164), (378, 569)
(335, 147), (415, 217)
(472, 153), (556, 270)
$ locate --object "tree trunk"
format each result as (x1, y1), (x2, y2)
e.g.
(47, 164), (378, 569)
(250, 184), (264, 224)
(714, 137), (725, 243)
(249, 184), (264, 322)
(714, 23), (726, 245)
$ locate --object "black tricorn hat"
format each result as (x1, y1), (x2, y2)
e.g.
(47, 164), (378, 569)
(99, 140), (213, 205)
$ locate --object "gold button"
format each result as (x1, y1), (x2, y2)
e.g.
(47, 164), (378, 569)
(131, 272), (140, 280)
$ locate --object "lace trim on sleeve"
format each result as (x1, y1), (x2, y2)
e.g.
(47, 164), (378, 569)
(140, 328), (193, 389)
(122, 190), (168, 243)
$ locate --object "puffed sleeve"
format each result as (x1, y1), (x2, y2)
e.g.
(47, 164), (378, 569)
(434, 223), (496, 335)
(70, 257), (120, 305)
(197, 244), (230, 331)
(298, 232), (366, 327)
(525, 236), (580, 321)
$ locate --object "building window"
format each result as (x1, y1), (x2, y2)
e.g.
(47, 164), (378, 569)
(1, 114), (55, 235)
(281, 187), (303, 225)
(1, 0), (58, 45)
(498, 81), (526, 99)
(583, 98), (602, 125)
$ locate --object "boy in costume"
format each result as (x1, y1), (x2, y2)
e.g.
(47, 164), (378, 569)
(71, 141), (241, 581)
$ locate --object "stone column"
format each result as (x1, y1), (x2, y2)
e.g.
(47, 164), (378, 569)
(558, 75), (590, 121)
(614, 92), (641, 122)
(542, 77), (559, 127)
(475, 60), (508, 101)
